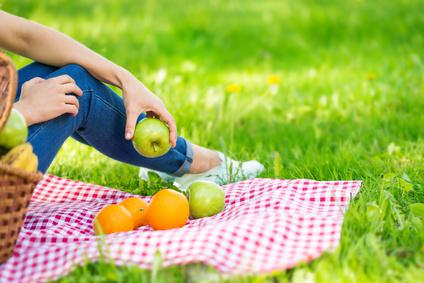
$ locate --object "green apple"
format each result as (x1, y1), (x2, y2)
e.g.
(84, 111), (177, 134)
(188, 181), (225, 219)
(0, 109), (28, 149)
(132, 118), (171, 158)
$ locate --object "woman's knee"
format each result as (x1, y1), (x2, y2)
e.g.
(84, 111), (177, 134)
(56, 63), (99, 91)
(48, 64), (98, 120)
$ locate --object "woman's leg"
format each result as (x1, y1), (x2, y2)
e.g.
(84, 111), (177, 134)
(17, 63), (220, 174)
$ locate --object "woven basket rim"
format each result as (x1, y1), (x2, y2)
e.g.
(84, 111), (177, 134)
(0, 52), (17, 133)
(0, 162), (43, 183)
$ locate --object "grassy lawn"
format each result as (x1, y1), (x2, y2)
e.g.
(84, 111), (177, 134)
(2, 0), (424, 282)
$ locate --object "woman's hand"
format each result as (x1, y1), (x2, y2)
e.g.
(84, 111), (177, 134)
(121, 77), (177, 147)
(13, 75), (83, 126)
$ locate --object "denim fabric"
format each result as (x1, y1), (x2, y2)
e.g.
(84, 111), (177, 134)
(16, 62), (193, 175)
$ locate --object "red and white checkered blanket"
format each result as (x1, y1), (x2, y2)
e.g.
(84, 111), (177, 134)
(0, 175), (361, 282)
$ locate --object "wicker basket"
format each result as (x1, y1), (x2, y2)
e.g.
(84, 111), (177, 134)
(0, 52), (43, 263)
(0, 52), (17, 132)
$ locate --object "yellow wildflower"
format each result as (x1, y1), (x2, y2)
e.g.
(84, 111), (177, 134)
(367, 72), (377, 80)
(226, 83), (241, 94)
(267, 74), (281, 85)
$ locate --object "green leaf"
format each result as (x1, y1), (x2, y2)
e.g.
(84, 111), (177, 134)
(401, 173), (412, 183)
(409, 203), (424, 218)
(366, 202), (380, 219)
(398, 178), (413, 192)
(147, 171), (161, 182)
(382, 173), (397, 187)
(381, 173), (413, 192)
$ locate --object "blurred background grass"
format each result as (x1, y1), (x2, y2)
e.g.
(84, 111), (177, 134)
(1, 0), (423, 282)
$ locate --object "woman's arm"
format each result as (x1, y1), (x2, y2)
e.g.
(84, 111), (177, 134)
(0, 10), (177, 144)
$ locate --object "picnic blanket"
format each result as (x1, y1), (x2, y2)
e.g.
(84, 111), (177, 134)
(0, 175), (362, 283)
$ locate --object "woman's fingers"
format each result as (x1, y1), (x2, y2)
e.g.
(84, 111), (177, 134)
(146, 106), (177, 147)
(24, 77), (45, 86)
(61, 83), (83, 96)
(159, 109), (177, 147)
(125, 109), (138, 140)
(49, 74), (75, 85)
(64, 95), (79, 109)
(63, 104), (79, 116)
(147, 104), (177, 147)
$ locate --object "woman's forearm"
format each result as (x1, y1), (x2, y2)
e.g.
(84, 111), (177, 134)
(0, 10), (134, 89)
(22, 28), (135, 88)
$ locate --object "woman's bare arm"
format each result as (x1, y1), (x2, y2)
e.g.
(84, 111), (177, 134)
(0, 11), (127, 87)
(0, 10), (177, 144)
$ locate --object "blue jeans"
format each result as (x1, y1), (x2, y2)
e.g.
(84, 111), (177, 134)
(16, 62), (193, 174)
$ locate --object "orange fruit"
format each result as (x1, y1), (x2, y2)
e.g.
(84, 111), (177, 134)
(119, 197), (149, 228)
(94, 204), (134, 235)
(147, 189), (189, 230)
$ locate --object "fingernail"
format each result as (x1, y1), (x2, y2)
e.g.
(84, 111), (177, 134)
(125, 132), (132, 139)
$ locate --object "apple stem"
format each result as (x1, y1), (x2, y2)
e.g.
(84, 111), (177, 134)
(152, 143), (158, 152)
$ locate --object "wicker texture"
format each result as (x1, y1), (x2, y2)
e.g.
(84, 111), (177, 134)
(0, 52), (43, 263)
(0, 52), (17, 133)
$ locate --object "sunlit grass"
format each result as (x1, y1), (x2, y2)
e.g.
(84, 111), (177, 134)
(3, 0), (424, 282)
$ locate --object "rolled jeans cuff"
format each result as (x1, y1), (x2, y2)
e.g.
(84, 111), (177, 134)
(171, 139), (193, 177)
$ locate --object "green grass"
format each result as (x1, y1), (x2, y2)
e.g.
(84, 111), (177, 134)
(2, 0), (424, 282)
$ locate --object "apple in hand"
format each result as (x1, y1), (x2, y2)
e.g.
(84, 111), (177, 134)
(188, 181), (225, 219)
(132, 118), (171, 158)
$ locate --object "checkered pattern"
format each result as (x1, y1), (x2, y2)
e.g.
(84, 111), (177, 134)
(0, 175), (361, 282)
